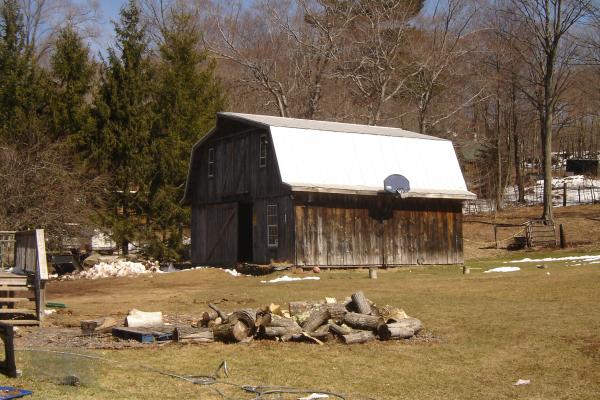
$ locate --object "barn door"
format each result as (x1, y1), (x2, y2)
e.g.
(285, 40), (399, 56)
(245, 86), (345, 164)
(204, 203), (238, 265)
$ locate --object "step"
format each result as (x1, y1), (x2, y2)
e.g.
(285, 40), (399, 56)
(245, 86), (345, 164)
(0, 286), (31, 292)
(0, 309), (36, 314)
(0, 298), (31, 303)
(0, 320), (40, 326)
(0, 279), (27, 286)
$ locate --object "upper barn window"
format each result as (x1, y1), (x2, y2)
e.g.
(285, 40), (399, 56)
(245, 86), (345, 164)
(208, 148), (215, 178)
(259, 135), (268, 168)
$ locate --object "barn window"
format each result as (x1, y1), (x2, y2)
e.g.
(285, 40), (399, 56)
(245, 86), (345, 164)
(259, 135), (268, 168)
(208, 148), (215, 178)
(267, 204), (278, 247)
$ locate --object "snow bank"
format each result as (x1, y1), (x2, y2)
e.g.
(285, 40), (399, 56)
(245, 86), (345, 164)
(261, 275), (320, 283)
(77, 260), (157, 279)
(484, 266), (520, 273)
(506, 254), (600, 264)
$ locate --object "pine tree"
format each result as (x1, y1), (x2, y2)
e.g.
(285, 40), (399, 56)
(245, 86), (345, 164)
(0, 0), (46, 145)
(90, 1), (155, 254)
(147, 10), (225, 259)
(48, 26), (95, 147)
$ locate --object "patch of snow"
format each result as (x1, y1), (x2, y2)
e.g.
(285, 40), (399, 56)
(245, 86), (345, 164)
(224, 269), (245, 277)
(506, 254), (600, 264)
(484, 266), (520, 273)
(261, 275), (321, 283)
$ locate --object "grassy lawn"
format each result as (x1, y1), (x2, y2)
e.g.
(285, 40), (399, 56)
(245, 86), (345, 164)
(1, 254), (599, 399)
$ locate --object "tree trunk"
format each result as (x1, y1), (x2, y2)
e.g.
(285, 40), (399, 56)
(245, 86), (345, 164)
(342, 331), (376, 344)
(542, 108), (554, 222)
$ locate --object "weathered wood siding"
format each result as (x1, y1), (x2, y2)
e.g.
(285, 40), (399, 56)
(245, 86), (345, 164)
(293, 193), (463, 266)
(193, 128), (289, 204)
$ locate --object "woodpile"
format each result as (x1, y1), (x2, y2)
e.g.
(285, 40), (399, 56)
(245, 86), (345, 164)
(193, 291), (423, 345)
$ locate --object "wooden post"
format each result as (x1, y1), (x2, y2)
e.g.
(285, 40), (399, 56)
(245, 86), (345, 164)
(559, 224), (566, 248)
(462, 265), (470, 275)
(0, 323), (17, 377)
(368, 267), (378, 279)
(563, 182), (567, 207)
(578, 186), (581, 203)
(494, 225), (498, 249)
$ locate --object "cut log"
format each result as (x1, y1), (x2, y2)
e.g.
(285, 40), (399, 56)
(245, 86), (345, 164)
(325, 303), (347, 322)
(329, 322), (353, 336)
(201, 310), (219, 325)
(343, 312), (381, 330)
(230, 309), (257, 334)
(208, 317), (222, 327)
(213, 320), (249, 343)
(125, 309), (163, 328)
(289, 301), (321, 316)
(342, 331), (376, 344)
(81, 317), (117, 334)
(302, 309), (331, 333)
(269, 315), (301, 330)
(384, 318), (423, 334)
(255, 311), (271, 327)
(174, 327), (214, 343)
(377, 324), (414, 340)
(261, 325), (302, 338)
(351, 291), (372, 315)
(208, 303), (229, 322)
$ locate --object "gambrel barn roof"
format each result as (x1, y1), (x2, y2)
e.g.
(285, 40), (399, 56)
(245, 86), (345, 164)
(182, 112), (476, 203)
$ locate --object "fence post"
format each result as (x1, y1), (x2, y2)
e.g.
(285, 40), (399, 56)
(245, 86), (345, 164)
(563, 182), (567, 207)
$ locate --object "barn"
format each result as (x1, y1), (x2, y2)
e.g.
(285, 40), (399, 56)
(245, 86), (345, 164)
(182, 113), (476, 267)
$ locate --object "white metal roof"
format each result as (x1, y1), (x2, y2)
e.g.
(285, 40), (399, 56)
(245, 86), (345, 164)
(269, 126), (475, 199)
(220, 112), (443, 140)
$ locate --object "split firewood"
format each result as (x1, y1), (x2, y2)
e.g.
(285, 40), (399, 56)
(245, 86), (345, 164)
(379, 305), (408, 323)
(351, 291), (372, 315)
(377, 324), (414, 340)
(213, 320), (250, 343)
(302, 309), (331, 333)
(343, 312), (382, 330)
(329, 322), (353, 336)
(208, 303), (229, 323)
(342, 331), (376, 344)
(81, 317), (117, 334)
(175, 327), (214, 343)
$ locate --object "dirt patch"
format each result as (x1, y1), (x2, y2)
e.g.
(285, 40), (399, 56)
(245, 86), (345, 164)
(463, 204), (600, 259)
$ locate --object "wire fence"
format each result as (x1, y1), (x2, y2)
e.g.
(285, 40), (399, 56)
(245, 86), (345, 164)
(464, 182), (600, 215)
